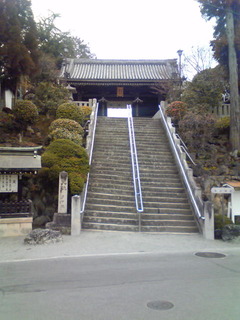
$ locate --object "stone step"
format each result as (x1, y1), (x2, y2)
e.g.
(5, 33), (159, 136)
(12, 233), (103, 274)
(141, 213), (195, 220)
(87, 192), (135, 201)
(82, 222), (139, 232)
(143, 201), (190, 209)
(140, 225), (199, 233)
(91, 163), (132, 170)
(89, 181), (134, 189)
(141, 219), (197, 227)
(88, 186), (134, 195)
(84, 210), (138, 219)
(140, 173), (181, 179)
(141, 186), (186, 193)
(141, 181), (183, 187)
(86, 197), (136, 207)
(83, 216), (138, 226)
(90, 168), (132, 175)
(85, 203), (137, 213)
(142, 195), (188, 203)
(142, 207), (193, 214)
(92, 151), (131, 158)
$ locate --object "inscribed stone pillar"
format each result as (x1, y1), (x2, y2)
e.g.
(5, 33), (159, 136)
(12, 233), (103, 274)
(58, 171), (68, 214)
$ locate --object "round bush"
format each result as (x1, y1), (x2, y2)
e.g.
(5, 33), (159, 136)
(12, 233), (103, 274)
(165, 101), (187, 120)
(50, 128), (82, 145)
(13, 100), (38, 127)
(41, 139), (89, 194)
(56, 103), (83, 124)
(49, 118), (83, 135)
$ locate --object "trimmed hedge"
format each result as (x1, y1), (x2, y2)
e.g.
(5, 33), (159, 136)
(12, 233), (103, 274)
(41, 139), (89, 194)
(56, 103), (83, 124)
(49, 118), (83, 135)
(13, 100), (38, 128)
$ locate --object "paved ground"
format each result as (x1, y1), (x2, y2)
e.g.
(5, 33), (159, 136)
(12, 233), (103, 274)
(0, 231), (240, 263)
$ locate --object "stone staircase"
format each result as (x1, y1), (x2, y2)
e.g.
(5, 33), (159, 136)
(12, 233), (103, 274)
(133, 117), (198, 233)
(82, 117), (139, 231)
(82, 116), (199, 233)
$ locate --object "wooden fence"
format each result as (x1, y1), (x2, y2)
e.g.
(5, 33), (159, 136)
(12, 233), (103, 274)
(0, 200), (32, 218)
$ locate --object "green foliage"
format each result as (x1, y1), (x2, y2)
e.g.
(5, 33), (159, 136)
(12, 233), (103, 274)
(178, 112), (216, 153)
(33, 82), (69, 115)
(68, 172), (85, 195)
(81, 106), (92, 123)
(56, 103), (83, 124)
(49, 118), (84, 147)
(0, 0), (40, 92)
(49, 128), (82, 145)
(36, 12), (95, 69)
(49, 118), (83, 135)
(181, 67), (226, 113)
(165, 101), (187, 120)
(13, 100), (38, 129)
(197, 0), (240, 74)
(41, 139), (89, 194)
(214, 214), (232, 230)
(215, 116), (230, 134)
(0, 111), (15, 132)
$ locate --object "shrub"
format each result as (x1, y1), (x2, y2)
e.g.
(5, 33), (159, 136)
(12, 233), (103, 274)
(215, 116), (230, 134)
(50, 128), (82, 145)
(34, 82), (69, 116)
(49, 118), (83, 135)
(80, 106), (92, 124)
(214, 214), (232, 230)
(0, 111), (15, 131)
(178, 112), (216, 153)
(165, 101), (187, 121)
(41, 139), (89, 194)
(68, 172), (85, 195)
(13, 100), (38, 130)
(56, 103), (83, 124)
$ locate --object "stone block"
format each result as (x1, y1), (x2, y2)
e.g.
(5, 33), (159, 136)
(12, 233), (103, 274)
(222, 224), (240, 241)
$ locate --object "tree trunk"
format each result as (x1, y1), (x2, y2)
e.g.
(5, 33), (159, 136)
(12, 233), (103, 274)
(226, 9), (240, 151)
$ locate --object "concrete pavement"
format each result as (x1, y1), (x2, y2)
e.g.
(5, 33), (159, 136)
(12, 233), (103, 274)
(0, 230), (240, 263)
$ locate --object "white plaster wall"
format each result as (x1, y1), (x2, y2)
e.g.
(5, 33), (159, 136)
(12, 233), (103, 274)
(5, 90), (14, 109)
(232, 191), (240, 221)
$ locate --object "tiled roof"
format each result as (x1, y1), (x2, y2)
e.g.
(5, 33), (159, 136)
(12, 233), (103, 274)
(60, 59), (178, 82)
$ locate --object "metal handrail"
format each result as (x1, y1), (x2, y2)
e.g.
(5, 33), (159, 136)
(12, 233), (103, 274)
(159, 105), (204, 220)
(175, 133), (196, 166)
(80, 102), (99, 214)
(127, 105), (144, 213)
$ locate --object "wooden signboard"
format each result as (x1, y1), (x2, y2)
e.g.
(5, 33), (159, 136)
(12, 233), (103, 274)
(117, 87), (124, 97)
(0, 175), (18, 193)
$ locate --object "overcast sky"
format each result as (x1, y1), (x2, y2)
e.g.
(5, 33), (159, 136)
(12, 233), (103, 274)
(31, 0), (215, 61)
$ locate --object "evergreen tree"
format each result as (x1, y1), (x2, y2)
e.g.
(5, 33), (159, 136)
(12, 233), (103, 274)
(37, 13), (95, 70)
(197, 0), (240, 150)
(0, 0), (40, 95)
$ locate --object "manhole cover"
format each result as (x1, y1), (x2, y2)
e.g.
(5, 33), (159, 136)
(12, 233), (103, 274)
(195, 252), (226, 258)
(147, 300), (174, 310)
